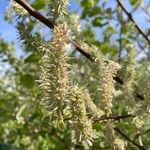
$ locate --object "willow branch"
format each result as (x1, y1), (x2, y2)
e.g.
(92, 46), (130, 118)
(14, 0), (54, 28)
(114, 128), (147, 150)
(13, 0), (144, 101)
(71, 41), (94, 61)
(116, 0), (150, 45)
(92, 114), (134, 122)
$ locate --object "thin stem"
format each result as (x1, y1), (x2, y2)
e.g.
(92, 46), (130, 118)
(14, 0), (55, 28)
(92, 114), (134, 122)
(114, 128), (147, 150)
(116, 0), (150, 45)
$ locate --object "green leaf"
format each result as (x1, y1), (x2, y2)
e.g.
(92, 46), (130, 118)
(82, 26), (96, 43)
(80, 0), (97, 8)
(20, 74), (35, 88)
(129, 0), (137, 5)
(81, 8), (90, 19)
(24, 53), (40, 63)
(103, 26), (115, 38)
(93, 123), (103, 131)
(88, 7), (101, 17)
(31, 0), (46, 10)
(92, 17), (103, 26)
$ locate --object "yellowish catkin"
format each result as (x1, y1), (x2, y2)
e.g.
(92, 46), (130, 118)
(99, 61), (121, 115)
(82, 90), (104, 116)
(70, 85), (98, 145)
(123, 44), (136, 114)
(39, 24), (69, 126)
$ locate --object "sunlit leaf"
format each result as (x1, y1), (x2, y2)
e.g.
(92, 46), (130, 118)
(129, 0), (137, 5)
(88, 6), (101, 17)
(25, 53), (40, 63)
(92, 17), (103, 26)
(31, 0), (46, 10)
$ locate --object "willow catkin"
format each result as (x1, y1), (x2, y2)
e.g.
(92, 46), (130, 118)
(99, 61), (121, 115)
(38, 24), (69, 125)
(123, 44), (136, 113)
(82, 89), (104, 116)
(69, 85), (98, 145)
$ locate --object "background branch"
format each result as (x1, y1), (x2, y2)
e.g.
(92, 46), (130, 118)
(92, 114), (134, 122)
(116, 0), (150, 45)
(114, 128), (147, 150)
(15, 0), (54, 28)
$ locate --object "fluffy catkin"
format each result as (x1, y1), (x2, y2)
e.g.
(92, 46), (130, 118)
(39, 24), (69, 125)
(69, 85), (98, 145)
(82, 90), (104, 116)
(48, 0), (69, 20)
(123, 44), (136, 113)
(99, 61), (121, 115)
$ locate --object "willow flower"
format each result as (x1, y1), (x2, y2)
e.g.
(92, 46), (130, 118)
(69, 85), (98, 145)
(38, 24), (69, 126)
(99, 61), (121, 115)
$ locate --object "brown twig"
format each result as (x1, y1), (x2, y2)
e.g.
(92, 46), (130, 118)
(114, 128), (147, 150)
(92, 114), (134, 122)
(116, 0), (150, 45)
(13, 0), (144, 100)
(14, 0), (54, 28)
(70, 41), (94, 61)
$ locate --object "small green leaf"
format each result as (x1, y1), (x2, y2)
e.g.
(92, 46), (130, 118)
(31, 0), (46, 10)
(92, 17), (103, 26)
(24, 53), (40, 63)
(103, 26), (115, 37)
(81, 8), (90, 19)
(89, 7), (101, 17)
(80, 0), (97, 8)
(93, 123), (103, 131)
(129, 0), (137, 5)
